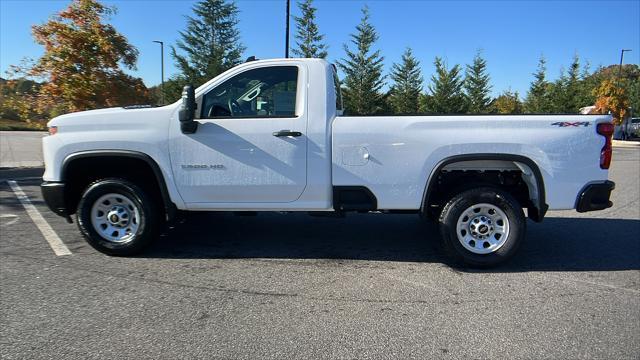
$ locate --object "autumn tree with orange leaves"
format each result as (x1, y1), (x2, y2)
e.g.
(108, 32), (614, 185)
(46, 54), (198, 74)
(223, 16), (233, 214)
(593, 79), (630, 125)
(17, 0), (150, 114)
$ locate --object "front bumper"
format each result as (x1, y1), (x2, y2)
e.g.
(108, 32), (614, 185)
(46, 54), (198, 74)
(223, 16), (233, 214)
(576, 181), (615, 213)
(41, 182), (69, 219)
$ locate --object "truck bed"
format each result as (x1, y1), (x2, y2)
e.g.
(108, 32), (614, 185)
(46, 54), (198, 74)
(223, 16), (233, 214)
(331, 115), (611, 210)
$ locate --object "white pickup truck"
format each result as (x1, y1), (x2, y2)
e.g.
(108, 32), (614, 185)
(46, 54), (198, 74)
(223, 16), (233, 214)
(41, 58), (615, 267)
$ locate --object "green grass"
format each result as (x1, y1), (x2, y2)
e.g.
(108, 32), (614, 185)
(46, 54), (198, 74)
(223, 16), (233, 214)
(0, 119), (47, 131)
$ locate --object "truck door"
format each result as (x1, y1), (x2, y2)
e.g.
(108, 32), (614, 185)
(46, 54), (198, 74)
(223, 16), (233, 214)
(168, 65), (307, 204)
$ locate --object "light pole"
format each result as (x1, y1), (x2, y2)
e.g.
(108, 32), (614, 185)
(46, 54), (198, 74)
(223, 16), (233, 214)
(285, 0), (290, 58)
(618, 49), (632, 80)
(153, 40), (165, 105)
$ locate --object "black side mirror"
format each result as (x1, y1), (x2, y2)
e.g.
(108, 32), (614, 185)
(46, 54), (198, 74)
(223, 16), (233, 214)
(179, 84), (198, 134)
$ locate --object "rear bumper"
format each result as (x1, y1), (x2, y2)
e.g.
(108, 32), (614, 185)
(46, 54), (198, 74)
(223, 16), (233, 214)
(41, 181), (68, 217)
(576, 181), (615, 213)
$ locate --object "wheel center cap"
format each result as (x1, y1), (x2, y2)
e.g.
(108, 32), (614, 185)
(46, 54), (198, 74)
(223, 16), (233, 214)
(469, 216), (492, 237)
(106, 206), (129, 227)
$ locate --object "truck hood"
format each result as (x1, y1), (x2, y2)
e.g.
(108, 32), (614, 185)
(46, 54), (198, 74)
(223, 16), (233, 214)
(48, 104), (178, 129)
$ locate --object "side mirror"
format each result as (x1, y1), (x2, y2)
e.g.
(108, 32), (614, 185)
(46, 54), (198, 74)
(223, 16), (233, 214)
(178, 84), (198, 134)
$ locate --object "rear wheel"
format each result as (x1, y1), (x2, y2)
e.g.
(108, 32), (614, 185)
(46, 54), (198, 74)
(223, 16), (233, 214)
(77, 178), (159, 255)
(439, 187), (525, 267)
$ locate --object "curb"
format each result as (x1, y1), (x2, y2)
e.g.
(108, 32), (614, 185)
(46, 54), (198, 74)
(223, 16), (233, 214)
(0, 161), (44, 168)
(613, 140), (640, 148)
(0, 167), (44, 182)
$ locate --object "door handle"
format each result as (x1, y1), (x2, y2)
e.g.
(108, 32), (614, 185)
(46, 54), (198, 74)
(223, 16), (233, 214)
(273, 130), (302, 137)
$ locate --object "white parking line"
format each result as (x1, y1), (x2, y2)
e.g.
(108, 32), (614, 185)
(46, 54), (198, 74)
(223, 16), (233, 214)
(7, 180), (72, 256)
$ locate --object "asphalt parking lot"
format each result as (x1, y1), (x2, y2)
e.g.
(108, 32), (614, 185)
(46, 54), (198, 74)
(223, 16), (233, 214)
(0, 131), (45, 169)
(1, 147), (638, 359)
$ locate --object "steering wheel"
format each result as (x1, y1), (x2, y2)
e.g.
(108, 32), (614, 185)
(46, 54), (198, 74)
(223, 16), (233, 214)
(228, 99), (243, 116)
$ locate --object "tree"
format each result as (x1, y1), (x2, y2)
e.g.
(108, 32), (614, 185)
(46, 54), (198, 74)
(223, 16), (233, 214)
(464, 50), (492, 114)
(584, 63), (639, 113)
(172, 0), (245, 87)
(427, 57), (466, 114)
(546, 67), (568, 113)
(148, 76), (189, 104)
(524, 56), (550, 113)
(292, 0), (327, 58)
(493, 90), (523, 114)
(576, 60), (597, 109)
(594, 79), (630, 125)
(544, 55), (588, 114)
(18, 0), (150, 113)
(418, 93), (433, 113)
(337, 6), (385, 115)
(0, 78), (44, 123)
(628, 79), (640, 116)
(563, 54), (582, 112)
(388, 48), (423, 114)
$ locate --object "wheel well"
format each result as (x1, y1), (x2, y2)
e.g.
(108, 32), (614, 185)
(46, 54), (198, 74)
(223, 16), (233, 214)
(62, 155), (168, 219)
(423, 158), (546, 222)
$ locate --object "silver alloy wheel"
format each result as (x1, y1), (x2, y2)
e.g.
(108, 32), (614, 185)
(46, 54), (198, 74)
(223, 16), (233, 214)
(90, 193), (141, 243)
(456, 203), (510, 255)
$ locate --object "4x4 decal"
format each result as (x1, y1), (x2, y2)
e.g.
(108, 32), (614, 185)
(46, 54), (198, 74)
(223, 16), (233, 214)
(551, 121), (590, 127)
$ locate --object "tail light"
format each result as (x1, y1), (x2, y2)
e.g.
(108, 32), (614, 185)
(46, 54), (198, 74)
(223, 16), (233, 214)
(597, 123), (614, 169)
(48, 126), (58, 136)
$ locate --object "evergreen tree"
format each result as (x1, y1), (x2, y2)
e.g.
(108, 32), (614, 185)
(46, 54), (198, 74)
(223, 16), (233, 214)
(171, 0), (244, 87)
(388, 47), (423, 114)
(563, 54), (582, 112)
(524, 56), (550, 113)
(337, 6), (385, 115)
(150, 75), (190, 103)
(546, 56), (583, 114)
(418, 93), (433, 113)
(580, 60), (592, 80)
(292, 0), (327, 58)
(427, 57), (466, 114)
(464, 50), (492, 114)
(547, 67), (567, 113)
(576, 60), (597, 109)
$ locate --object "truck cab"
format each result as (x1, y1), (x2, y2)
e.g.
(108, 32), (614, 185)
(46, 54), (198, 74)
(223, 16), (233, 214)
(169, 59), (335, 209)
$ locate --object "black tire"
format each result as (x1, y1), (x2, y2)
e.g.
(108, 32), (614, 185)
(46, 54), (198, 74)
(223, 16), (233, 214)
(438, 187), (526, 268)
(76, 178), (159, 256)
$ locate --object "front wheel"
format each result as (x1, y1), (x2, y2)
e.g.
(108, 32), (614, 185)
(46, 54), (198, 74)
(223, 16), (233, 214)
(76, 178), (159, 256)
(438, 187), (526, 268)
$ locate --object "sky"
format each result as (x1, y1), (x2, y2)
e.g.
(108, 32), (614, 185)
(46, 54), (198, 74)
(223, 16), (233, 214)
(1, 0), (639, 97)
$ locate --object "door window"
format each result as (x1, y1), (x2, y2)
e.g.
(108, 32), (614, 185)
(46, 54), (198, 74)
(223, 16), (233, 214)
(201, 66), (299, 119)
